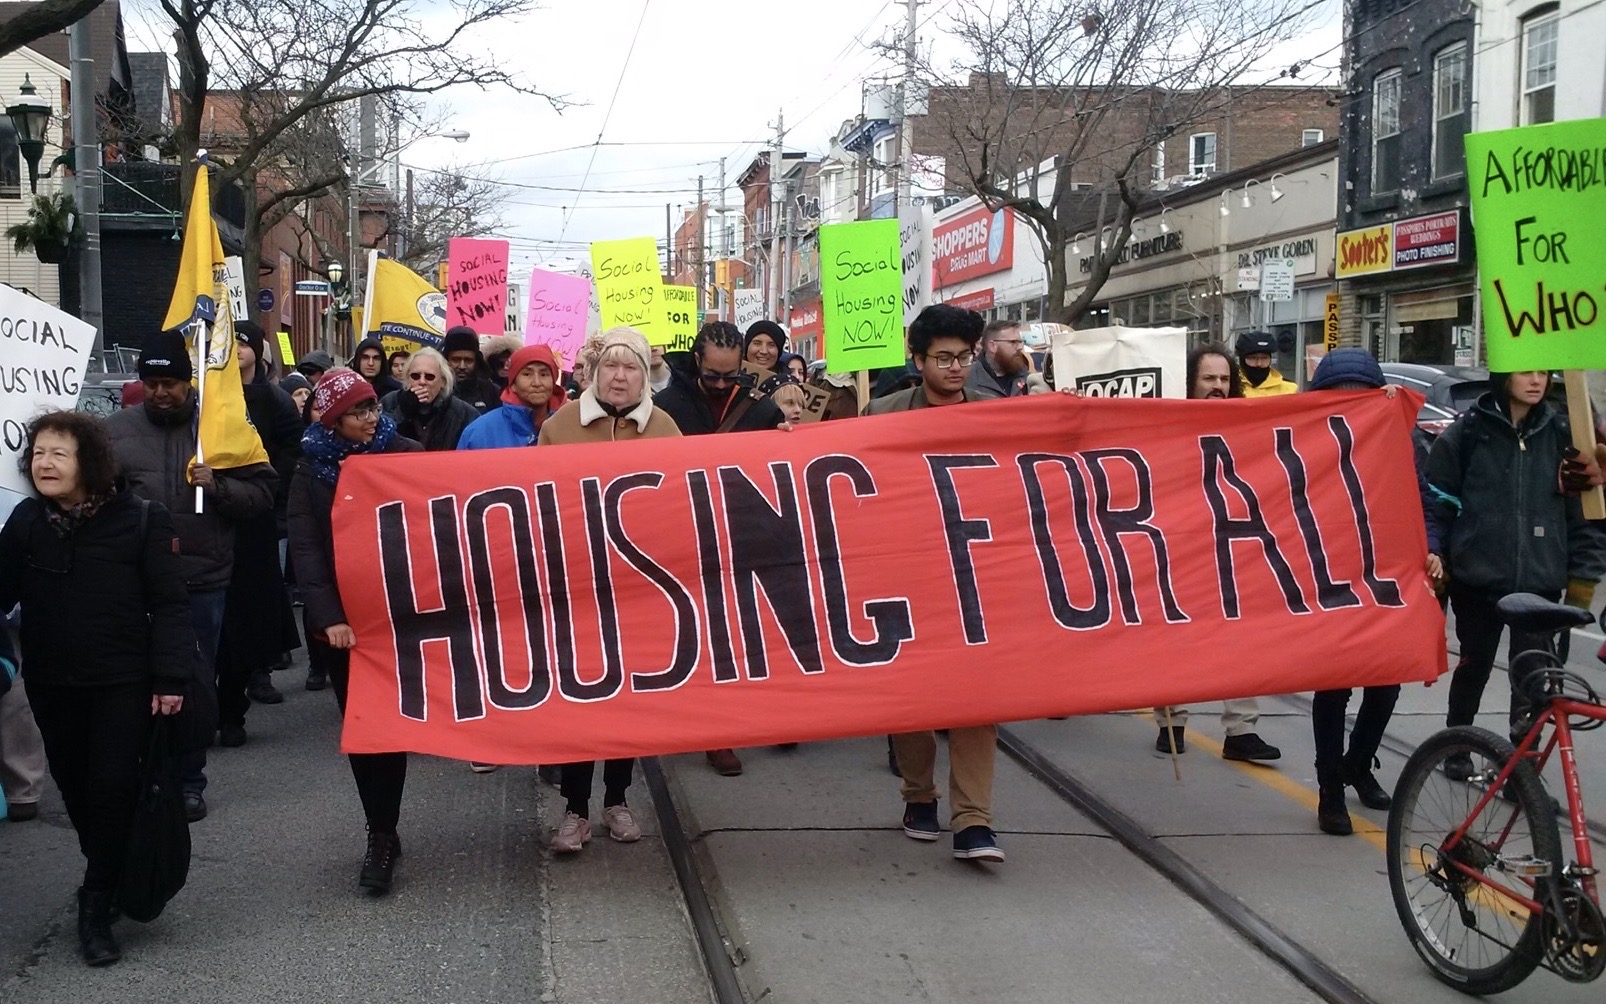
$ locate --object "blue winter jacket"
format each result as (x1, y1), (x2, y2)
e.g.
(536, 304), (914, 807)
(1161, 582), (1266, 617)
(457, 403), (543, 451)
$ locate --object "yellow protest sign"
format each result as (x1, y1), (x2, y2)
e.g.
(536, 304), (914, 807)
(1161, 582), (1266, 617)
(662, 285), (697, 352)
(277, 331), (296, 366)
(590, 237), (665, 344)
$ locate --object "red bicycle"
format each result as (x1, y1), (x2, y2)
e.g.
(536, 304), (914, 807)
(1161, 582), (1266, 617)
(1387, 593), (1603, 994)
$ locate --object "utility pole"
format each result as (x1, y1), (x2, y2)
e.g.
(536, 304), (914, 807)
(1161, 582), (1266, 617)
(767, 108), (785, 319)
(716, 156), (726, 317)
(895, 0), (919, 217)
(402, 167), (414, 264)
(68, 18), (103, 350)
(664, 203), (672, 278)
(694, 173), (704, 311)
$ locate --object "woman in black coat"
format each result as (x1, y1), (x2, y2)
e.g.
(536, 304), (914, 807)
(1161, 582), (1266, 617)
(287, 369), (420, 894)
(0, 410), (195, 966)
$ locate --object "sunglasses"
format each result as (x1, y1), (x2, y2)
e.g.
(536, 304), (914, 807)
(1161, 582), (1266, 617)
(407, 371), (440, 382)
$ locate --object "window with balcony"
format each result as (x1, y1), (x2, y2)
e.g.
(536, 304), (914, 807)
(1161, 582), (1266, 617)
(1188, 133), (1216, 175)
(1521, 8), (1559, 124)
(1432, 43), (1468, 179)
(1372, 69), (1402, 193)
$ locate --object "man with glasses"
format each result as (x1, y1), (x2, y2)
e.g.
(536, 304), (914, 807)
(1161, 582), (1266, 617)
(867, 305), (1004, 862)
(966, 319), (1030, 400)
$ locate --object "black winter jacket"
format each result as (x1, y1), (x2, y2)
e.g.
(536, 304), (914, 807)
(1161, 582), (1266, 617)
(0, 492), (195, 693)
(244, 366), (304, 529)
(1427, 393), (1606, 597)
(380, 389), (481, 451)
(653, 365), (783, 435)
(286, 436), (422, 634)
(104, 400), (280, 592)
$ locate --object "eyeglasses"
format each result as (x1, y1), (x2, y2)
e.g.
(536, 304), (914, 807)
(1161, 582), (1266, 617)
(407, 371), (439, 382)
(991, 338), (1024, 348)
(924, 351), (977, 369)
(700, 369), (744, 385)
(346, 400), (380, 418)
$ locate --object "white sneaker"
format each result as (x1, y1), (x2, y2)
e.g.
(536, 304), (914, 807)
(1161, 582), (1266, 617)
(602, 804), (641, 842)
(551, 812), (591, 853)
(469, 762), (500, 773)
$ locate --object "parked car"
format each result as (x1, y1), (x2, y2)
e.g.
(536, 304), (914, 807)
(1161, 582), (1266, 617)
(1379, 363), (1490, 438)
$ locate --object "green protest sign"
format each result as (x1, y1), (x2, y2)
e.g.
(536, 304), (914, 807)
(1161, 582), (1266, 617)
(1466, 118), (1606, 370)
(820, 218), (906, 371)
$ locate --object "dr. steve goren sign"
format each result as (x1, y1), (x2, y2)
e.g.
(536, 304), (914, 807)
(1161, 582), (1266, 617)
(1466, 118), (1606, 370)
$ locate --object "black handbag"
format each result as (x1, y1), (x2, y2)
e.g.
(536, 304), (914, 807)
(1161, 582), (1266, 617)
(117, 717), (192, 923)
(133, 498), (217, 754)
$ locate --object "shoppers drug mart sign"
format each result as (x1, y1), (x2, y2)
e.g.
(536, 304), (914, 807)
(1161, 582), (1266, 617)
(932, 206), (1014, 287)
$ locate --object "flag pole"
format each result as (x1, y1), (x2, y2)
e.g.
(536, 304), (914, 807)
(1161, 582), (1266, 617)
(192, 317), (207, 514)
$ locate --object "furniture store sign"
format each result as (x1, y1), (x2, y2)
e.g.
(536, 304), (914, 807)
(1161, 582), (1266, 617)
(1077, 231), (1184, 274)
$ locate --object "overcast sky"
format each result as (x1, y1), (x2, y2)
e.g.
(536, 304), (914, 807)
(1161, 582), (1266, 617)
(119, 0), (1342, 278)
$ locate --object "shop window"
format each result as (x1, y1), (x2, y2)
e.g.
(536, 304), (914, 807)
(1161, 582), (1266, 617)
(1301, 128), (1324, 147)
(0, 119), (18, 199)
(1372, 69), (1402, 193)
(1521, 7), (1558, 125)
(1189, 133), (1216, 175)
(1432, 44), (1468, 179)
(1128, 294), (1150, 325)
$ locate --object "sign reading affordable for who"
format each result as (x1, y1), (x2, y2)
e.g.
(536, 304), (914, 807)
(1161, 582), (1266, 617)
(931, 206), (1014, 288)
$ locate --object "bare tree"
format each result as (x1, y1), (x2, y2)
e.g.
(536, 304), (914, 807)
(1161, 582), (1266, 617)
(0, 0), (107, 59)
(388, 166), (509, 276)
(893, 0), (1322, 324)
(160, 0), (562, 314)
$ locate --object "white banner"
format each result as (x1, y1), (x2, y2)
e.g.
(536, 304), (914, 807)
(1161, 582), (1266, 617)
(0, 286), (97, 504)
(1049, 325), (1188, 399)
(733, 288), (765, 331)
(899, 204), (933, 326)
(223, 256), (250, 324)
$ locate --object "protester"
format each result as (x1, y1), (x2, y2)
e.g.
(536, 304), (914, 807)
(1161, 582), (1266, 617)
(655, 321), (785, 438)
(459, 344), (566, 450)
(381, 347), (480, 452)
(222, 322), (303, 719)
(866, 304), (1004, 862)
(649, 345), (672, 395)
(119, 380), (144, 409)
(771, 382), (808, 426)
(966, 319), (1030, 400)
(1428, 369), (1605, 781)
(0, 410), (194, 964)
(744, 320), (786, 372)
(1234, 332), (1296, 397)
(483, 334), (522, 390)
(295, 350), (335, 386)
(279, 372), (313, 414)
(106, 331), (278, 822)
(814, 369), (860, 421)
(777, 351), (808, 384)
(288, 369), (422, 893)
(440, 326), (503, 414)
(349, 336), (402, 398)
(1152, 345), (1280, 764)
(387, 349), (411, 385)
(0, 608), (47, 823)
(537, 326), (679, 853)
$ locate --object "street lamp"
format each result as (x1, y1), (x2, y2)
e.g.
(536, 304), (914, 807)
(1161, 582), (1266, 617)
(6, 75), (53, 194)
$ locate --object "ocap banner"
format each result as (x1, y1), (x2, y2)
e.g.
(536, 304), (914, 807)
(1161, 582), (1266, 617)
(524, 268), (591, 363)
(661, 285), (698, 352)
(332, 392), (1445, 762)
(0, 285), (95, 499)
(590, 237), (665, 344)
(1465, 118), (1606, 370)
(819, 218), (906, 372)
(446, 238), (511, 335)
(1050, 325), (1187, 398)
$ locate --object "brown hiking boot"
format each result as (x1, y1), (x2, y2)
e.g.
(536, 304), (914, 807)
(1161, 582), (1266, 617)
(706, 748), (743, 776)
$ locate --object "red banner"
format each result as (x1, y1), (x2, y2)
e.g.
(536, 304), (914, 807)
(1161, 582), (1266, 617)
(332, 392), (1446, 761)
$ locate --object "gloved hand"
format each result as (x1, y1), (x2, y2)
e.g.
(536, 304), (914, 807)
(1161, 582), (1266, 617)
(1559, 445), (1606, 495)
(1565, 578), (1595, 610)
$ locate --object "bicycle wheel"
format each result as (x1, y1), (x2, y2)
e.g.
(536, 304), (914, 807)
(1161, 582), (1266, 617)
(1387, 726), (1563, 995)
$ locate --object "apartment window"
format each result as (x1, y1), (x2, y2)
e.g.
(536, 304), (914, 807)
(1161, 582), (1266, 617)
(1372, 69), (1403, 193)
(0, 119), (19, 199)
(1432, 43), (1469, 178)
(1302, 128), (1324, 146)
(1188, 133), (1216, 175)
(1521, 8), (1559, 124)
(1152, 143), (1166, 183)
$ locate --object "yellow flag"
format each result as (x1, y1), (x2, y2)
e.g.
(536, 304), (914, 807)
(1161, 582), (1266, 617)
(366, 255), (448, 358)
(163, 160), (269, 470)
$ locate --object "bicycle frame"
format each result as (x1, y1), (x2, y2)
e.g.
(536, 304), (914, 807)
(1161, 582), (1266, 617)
(1440, 697), (1603, 913)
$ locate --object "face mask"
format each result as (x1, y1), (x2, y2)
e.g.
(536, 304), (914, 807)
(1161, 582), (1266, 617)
(1242, 364), (1270, 386)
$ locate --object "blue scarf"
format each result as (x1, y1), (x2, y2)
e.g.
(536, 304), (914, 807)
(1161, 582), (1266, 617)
(301, 414), (399, 485)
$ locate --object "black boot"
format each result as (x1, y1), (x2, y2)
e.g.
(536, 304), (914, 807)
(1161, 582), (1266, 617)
(359, 829), (399, 894)
(1317, 783), (1353, 836)
(76, 888), (121, 966)
(1341, 754), (1392, 810)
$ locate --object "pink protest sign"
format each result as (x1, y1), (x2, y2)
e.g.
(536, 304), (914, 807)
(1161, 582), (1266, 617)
(524, 268), (592, 367)
(446, 238), (511, 334)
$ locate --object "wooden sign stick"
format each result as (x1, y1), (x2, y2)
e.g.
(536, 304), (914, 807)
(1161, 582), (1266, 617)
(1563, 371), (1605, 520)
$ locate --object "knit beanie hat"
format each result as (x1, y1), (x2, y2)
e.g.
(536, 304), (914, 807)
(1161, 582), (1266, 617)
(1309, 348), (1385, 390)
(138, 329), (194, 382)
(598, 325), (652, 374)
(234, 319), (266, 363)
(501, 343), (566, 412)
(278, 372), (313, 397)
(314, 367), (378, 427)
(744, 319), (788, 353)
(442, 326), (482, 359)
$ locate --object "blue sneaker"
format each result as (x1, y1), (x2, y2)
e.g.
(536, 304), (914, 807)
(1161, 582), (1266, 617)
(902, 801), (940, 841)
(953, 825), (1005, 862)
